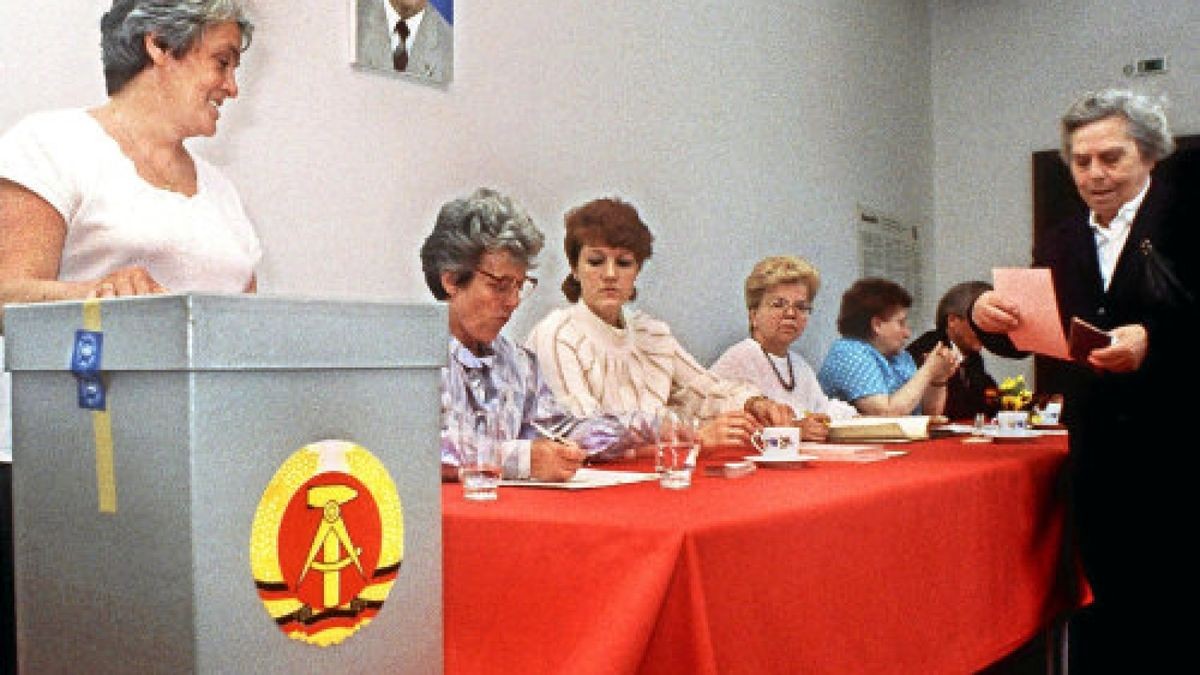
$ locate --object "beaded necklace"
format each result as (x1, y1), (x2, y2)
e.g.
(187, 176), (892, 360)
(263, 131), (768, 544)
(760, 344), (795, 392)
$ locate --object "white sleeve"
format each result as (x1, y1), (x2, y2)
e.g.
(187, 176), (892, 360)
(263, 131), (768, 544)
(0, 112), (81, 222)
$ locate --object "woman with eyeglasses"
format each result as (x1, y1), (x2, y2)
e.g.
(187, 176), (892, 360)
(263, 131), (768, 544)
(420, 188), (633, 483)
(817, 277), (960, 416)
(525, 197), (793, 450)
(710, 256), (858, 441)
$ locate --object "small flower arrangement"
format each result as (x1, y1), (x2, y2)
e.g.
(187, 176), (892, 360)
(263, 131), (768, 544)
(998, 375), (1033, 411)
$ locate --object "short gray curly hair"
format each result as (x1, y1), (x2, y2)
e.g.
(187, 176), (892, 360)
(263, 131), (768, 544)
(420, 188), (545, 300)
(101, 0), (254, 95)
(1060, 89), (1174, 164)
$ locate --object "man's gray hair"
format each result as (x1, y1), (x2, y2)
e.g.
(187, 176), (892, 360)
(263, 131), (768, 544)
(1060, 89), (1174, 164)
(420, 188), (544, 300)
(101, 0), (254, 95)
(935, 280), (991, 332)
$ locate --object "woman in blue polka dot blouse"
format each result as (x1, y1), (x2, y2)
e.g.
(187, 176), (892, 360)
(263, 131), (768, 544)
(817, 277), (960, 416)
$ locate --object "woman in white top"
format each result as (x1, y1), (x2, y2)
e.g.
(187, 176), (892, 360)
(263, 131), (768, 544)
(0, 0), (262, 330)
(525, 197), (793, 449)
(710, 256), (858, 441)
(0, 4), (261, 669)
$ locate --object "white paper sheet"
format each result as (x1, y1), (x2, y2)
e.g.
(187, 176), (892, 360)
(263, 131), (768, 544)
(501, 468), (660, 490)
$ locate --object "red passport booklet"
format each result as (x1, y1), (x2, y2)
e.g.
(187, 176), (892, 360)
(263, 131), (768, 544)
(1068, 317), (1112, 362)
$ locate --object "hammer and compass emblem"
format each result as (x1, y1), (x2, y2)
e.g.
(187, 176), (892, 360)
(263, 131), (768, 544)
(298, 485), (367, 610)
(250, 440), (405, 647)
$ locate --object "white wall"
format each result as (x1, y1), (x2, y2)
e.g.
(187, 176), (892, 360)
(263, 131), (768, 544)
(929, 0), (1200, 379)
(6, 0), (1197, 401)
(1, 0), (933, 369)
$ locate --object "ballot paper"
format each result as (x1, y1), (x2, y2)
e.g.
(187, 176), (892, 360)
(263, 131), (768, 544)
(992, 268), (1071, 360)
(501, 468), (660, 490)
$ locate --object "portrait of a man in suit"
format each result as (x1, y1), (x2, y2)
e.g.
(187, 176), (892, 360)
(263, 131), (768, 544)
(355, 0), (453, 84)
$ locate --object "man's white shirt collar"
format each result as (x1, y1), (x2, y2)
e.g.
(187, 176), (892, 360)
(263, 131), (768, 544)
(385, 3), (426, 52)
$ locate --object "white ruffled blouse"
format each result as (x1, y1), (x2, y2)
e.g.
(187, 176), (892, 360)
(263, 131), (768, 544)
(525, 302), (760, 420)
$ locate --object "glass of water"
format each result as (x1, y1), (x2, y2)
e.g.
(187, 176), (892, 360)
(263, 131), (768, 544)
(459, 409), (501, 501)
(656, 408), (697, 490)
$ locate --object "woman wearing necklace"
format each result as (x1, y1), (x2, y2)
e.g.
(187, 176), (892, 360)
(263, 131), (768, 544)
(0, 0), (261, 326)
(525, 197), (794, 450)
(711, 256), (858, 442)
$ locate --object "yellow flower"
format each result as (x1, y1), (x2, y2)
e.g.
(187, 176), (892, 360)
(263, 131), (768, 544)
(998, 375), (1032, 410)
(999, 375), (1027, 393)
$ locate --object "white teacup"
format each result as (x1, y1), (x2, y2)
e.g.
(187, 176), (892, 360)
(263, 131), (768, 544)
(1037, 401), (1062, 426)
(751, 426), (801, 457)
(995, 411), (1030, 436)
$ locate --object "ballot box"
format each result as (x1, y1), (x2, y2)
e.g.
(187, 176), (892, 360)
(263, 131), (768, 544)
(3, 294), (446, 674)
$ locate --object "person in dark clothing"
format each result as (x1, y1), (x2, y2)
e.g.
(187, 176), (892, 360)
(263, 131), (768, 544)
(907, 280), (1027, 421)
(972, 88), (1198, 672)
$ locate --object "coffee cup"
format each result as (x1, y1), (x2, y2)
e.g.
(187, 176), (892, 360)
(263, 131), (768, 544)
(751, 426), (801, 457)
(1037, 401), (1062, 426)
(995, 411), (1030, 436)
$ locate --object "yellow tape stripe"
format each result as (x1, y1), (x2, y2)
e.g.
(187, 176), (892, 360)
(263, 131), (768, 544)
(82, 299), (117, 513)
(92, 410), (117, 512)
(82, 300), (102, 332)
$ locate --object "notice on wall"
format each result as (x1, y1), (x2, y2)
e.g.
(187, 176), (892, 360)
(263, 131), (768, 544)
(857, 207), (925, 330)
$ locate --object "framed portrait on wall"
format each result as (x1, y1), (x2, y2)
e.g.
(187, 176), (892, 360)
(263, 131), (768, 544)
(353, 0), (453, 84)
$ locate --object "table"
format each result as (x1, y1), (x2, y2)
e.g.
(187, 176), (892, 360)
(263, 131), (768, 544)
(442, 434), (1081, 674)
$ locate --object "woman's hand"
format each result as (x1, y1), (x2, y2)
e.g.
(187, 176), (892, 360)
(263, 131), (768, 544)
(88, 266), (168, 298)
(530, 438), (586, 482)
(922, 342), (961, 382)
(1088, 323), (1148, 373)
(797, 413), (831, 441)
(699, 410), (760, 449)
(970, 290), (1020, 333)
(743, 395), (794, 426)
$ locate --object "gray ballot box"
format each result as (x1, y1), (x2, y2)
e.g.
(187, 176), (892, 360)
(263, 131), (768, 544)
(4, 294), (446, 674)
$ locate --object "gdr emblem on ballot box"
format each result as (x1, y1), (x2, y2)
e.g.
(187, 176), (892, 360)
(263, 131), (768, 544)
(250, 440), (405, 647)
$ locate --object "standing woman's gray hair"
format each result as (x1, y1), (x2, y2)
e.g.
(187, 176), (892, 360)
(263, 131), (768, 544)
(1060, 89), (1174, 163)
(420, 188), (545, 300)
(101, 0), (254, 95)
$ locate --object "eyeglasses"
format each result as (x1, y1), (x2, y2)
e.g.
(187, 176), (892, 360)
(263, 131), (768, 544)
(764, 298), (813, 315)
(475, 267), (538, 298)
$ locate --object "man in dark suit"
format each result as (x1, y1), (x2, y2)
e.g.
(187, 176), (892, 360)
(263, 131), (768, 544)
(907, 280), (1026, 421)
(973, 89), (1196, 671)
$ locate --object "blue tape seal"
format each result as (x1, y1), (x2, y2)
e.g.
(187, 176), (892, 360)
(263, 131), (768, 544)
(77, 376), (107, 411)
(71, 330), (106, 410)
(71, 330), (104, 376)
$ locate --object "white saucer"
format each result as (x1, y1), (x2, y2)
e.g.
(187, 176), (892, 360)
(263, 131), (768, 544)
(990, 430), (1038, 443)
(747, 453), (818, 467)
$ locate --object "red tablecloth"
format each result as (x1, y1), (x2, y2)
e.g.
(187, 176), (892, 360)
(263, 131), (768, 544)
(443, 434), (1080, 674)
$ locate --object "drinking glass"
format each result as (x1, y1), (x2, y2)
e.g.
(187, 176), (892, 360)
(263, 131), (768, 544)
(656, 408), (698, 489)
(459, 409), (501, 501)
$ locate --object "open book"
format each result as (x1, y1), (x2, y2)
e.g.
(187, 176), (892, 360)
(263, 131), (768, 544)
(827, 416), (930, 442)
